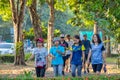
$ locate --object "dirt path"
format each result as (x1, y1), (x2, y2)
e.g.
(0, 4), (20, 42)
(0, 62), (120, 78)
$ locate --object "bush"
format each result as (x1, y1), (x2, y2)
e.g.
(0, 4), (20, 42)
(0, 53), (32, 63)
(0, 54), (14, 63)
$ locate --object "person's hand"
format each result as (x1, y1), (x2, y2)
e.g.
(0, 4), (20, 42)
(87, 59), (90, 65)
(56, 50), (61, 54)
(82, 62), (85, 68)
(46, 64), (48, 70)
(49, 54), (55, 59)
(26, 59), (30, 63)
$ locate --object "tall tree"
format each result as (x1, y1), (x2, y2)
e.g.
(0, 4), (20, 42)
(9, 0), (26, 65)
(29, 0), (43, 39)
(46, 0), (55, 50)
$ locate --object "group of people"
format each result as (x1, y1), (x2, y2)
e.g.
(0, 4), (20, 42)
(28, 34), (106, 77)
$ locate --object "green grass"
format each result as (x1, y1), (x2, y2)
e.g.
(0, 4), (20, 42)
(106, 57), (117, 64)
(0, 74), (120, 80)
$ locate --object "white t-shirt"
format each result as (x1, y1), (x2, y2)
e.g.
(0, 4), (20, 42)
(32, 47), (48, 67)
(66, 40), (73, 55)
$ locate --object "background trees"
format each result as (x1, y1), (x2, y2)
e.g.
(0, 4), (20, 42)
(0, 0), (120, 64)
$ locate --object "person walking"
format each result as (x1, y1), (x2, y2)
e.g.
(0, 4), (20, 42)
(28, 38), (48, 77)
(82, 34), (91, 74)
(49, 37), (65, 77)
(87, 34), (106, 75)
(59, 34), (68, 75)
(65, 34), (73, 72)
(70, 35), (85, 77)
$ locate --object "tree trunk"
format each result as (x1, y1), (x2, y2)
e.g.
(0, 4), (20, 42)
(9, 0), (26, 65)
(29, 0), (42, 40)
(93, 21), (98, 34)
(47, 0), (54, 51)
(102, 30), (107, 47)
(106, 36), (111, 57)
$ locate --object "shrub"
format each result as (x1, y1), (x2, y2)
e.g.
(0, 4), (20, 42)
(0, 54), (14, 63)
(0, 53), (32, 63)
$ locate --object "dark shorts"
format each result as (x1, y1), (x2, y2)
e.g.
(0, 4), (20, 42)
(84, 53), (91, 63)
(92, 64), (103, 73)
(63, 54), (71, 67)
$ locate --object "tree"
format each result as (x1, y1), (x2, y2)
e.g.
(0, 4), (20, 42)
(65, 0), (120, 56)
(29, 0), (43, 40)
(9, 0), (26, 65)
(46, 0), (55, 50)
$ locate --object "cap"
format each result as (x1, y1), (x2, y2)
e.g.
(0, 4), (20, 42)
(53, 37), (60, 42)
(60, 34), (65, 38)
(36, 38), (44, 43)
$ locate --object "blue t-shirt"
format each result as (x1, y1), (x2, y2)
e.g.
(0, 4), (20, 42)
(71, 44), (85, 65)
(50, 45), (65, 65)
(91, 43), (105, 64)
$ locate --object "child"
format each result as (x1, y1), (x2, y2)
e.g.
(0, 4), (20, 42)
(28, 38), (48, 77)
(70, 35), (85, 77)
(49, 37), (65, 77)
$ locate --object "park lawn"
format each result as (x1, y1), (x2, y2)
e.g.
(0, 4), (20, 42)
(0, 74), (120, 80)
(106, 57), (117, 64)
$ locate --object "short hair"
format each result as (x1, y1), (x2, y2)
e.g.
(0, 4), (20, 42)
(83, 34), (87, 37)
(92, 34), (102, 44)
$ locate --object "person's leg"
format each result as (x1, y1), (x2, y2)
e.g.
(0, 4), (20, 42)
(71, 64), (77, 77)
(77, 65), (82, 77)
(92, 64), (97, 73)
(65, 55), (71, 72)
(40, 65), (46, 77)
(53, 65), (58, 77)
(58, 64), (63, 76)
(35, 67), (41, 77)
(84, 53), (88, 74)
(96, 64), (103, 75)
(86, 53), (90, 73)
(62, 56), (66, 75)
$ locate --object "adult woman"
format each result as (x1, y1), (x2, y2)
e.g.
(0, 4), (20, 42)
(70, 35), (85, 77)
(87, 34), (106, 75)
(28, 38), (48, 77)
(49, 38), (65, 76)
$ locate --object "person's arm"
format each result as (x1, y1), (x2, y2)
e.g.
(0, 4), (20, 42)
(102, 45), (106, 65)
(46, 55), (48, 69)
(81, 45), (85, 66)
(45, 49), (49, 69)
(27, 54), (35, 62)
(102, 51), (106, 65)
(56, 47), (65, 55)
(87, 50), (92, 64)
(49, 47), (55, 59)
(82, 51), (85, 65)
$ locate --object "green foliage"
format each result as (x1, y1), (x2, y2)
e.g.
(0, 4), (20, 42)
(0, 53), (32, 63)
(24, 23), (61, 40)
(65, 0), (120, 43)
(0, 0), (11, 21)
(0, 75), (120, 80)
(26, 0), (32, 6)
(0, 54), (14, 63)
(15, 42), (23, 55)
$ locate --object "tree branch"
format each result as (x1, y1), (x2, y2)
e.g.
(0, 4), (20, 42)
(9, 0), (17, 23)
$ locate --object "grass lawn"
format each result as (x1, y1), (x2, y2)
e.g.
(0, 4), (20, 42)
(106, 57), (118, 64)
